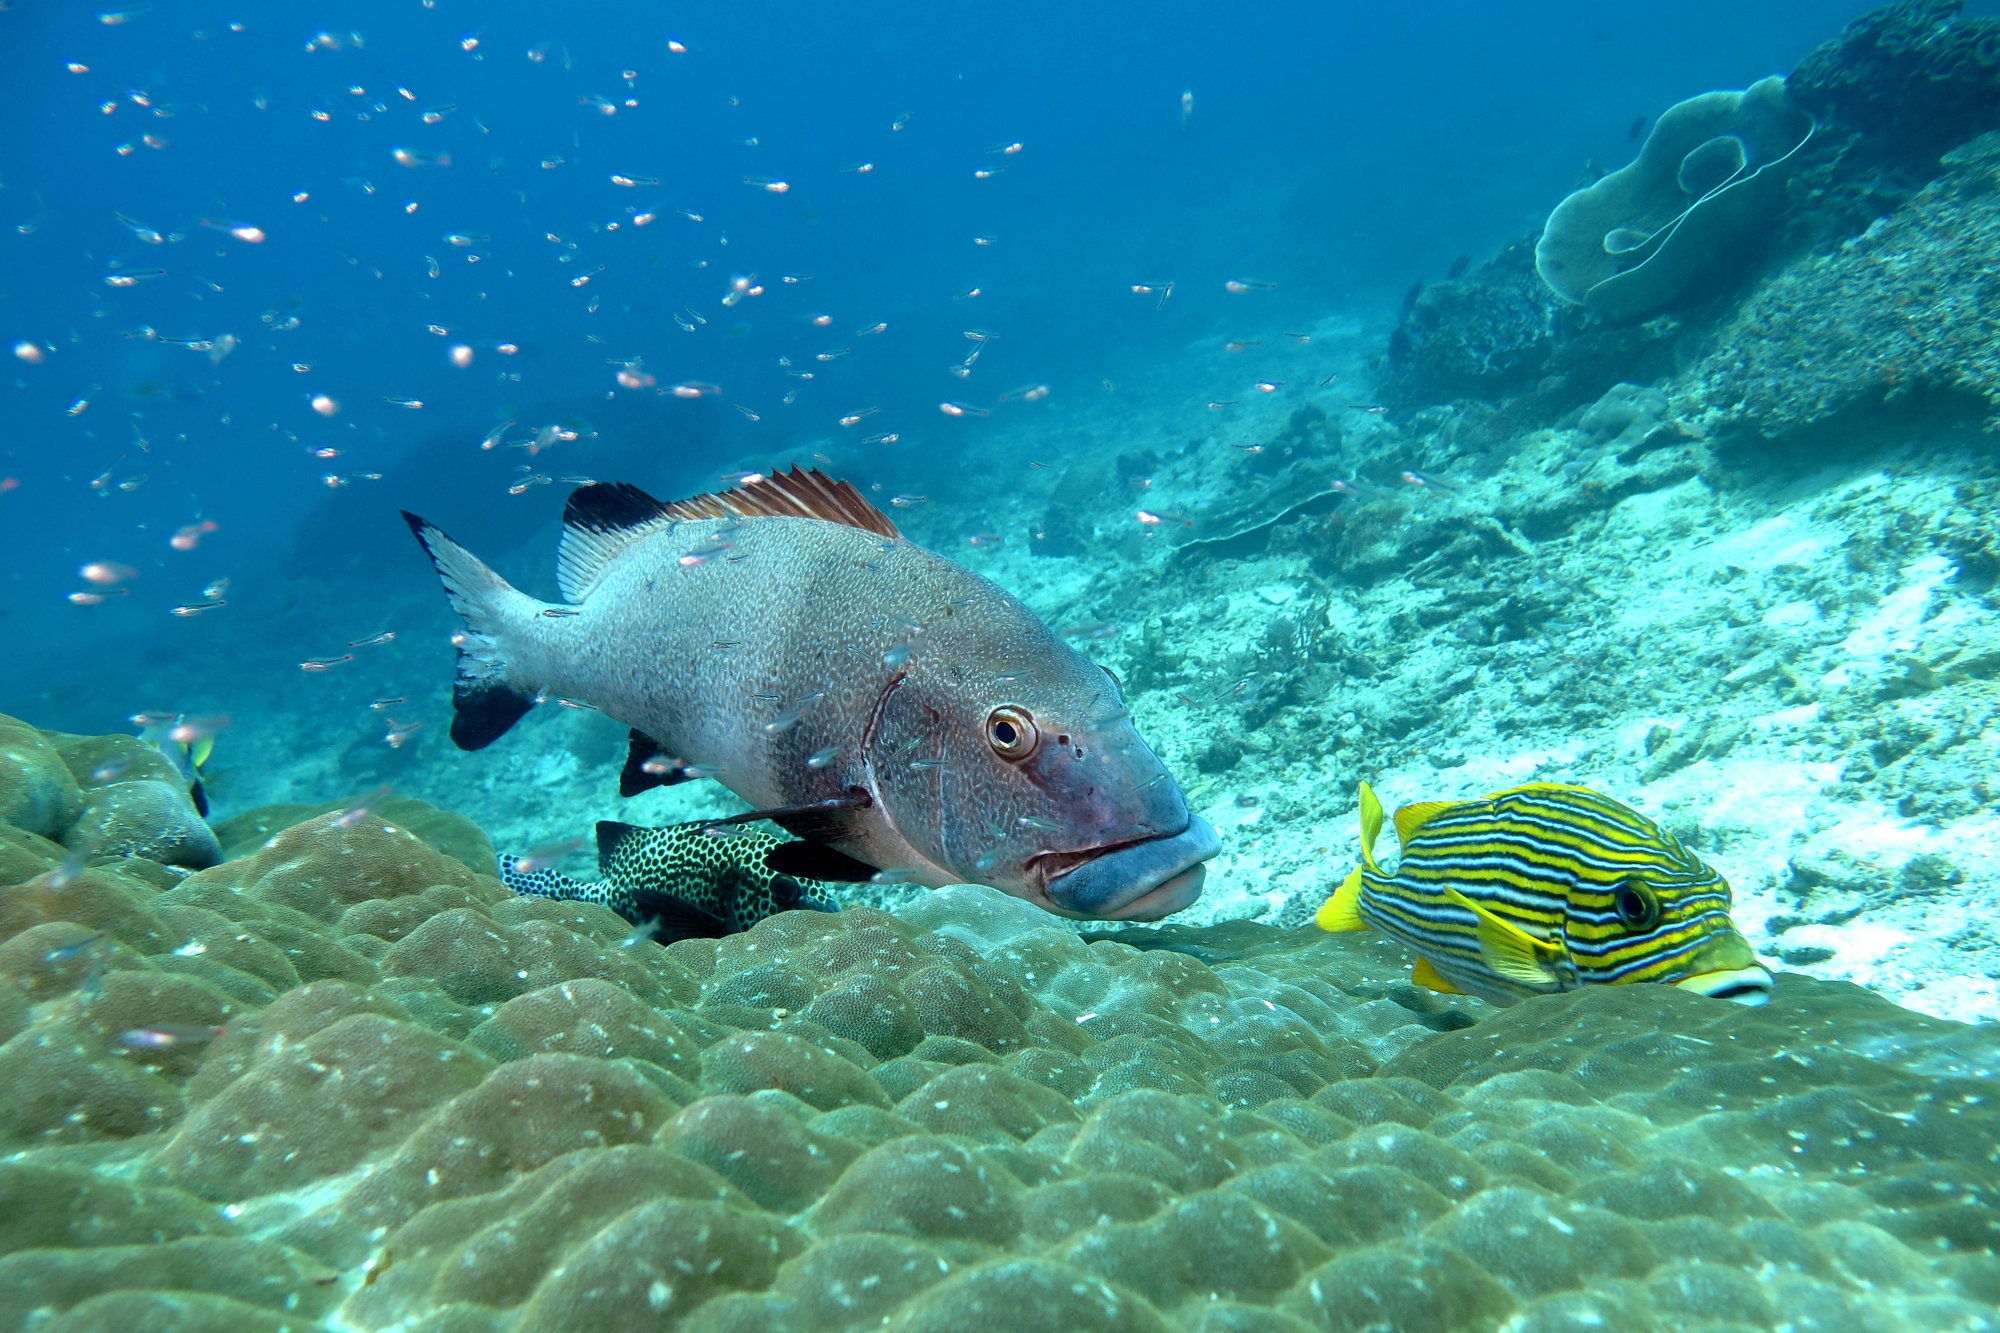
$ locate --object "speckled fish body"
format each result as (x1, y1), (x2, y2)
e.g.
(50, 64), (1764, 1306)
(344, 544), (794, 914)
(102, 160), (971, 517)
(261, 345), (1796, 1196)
(405, 470), (1218, 920)
(498, 821), (842, 940)
(1316, 781), (1772, 1007)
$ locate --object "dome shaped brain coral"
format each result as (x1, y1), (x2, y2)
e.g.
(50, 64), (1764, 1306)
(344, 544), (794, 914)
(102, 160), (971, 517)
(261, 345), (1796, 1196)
(0, 751), (1995, 1332)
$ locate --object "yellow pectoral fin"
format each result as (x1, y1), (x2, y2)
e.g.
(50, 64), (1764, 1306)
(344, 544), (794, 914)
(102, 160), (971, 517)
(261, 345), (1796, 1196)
(1409, 956), (1462, 995)
(1357, 782), (1385, 874)
(191, 736), (215, 769)
(1315, 867), (1369, 933)
(1443, 887), (1563, 987)
(1392, 800), (1456, 848)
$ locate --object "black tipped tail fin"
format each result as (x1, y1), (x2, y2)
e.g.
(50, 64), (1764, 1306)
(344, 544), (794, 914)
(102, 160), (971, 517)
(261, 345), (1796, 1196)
(402, 510), (538, 751)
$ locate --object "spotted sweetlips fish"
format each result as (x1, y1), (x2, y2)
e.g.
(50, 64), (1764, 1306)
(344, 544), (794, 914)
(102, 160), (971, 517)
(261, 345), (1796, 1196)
(405, 468), (1219, 920)
(1316, 781), (1772, 1006)
(499, 820), (863, 941)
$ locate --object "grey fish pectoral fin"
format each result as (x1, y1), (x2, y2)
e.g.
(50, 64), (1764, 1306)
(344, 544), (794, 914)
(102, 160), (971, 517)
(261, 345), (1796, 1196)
(762, 840), (879, 883)
(619, 729), (691, 797)
(703, 792), (873, 836)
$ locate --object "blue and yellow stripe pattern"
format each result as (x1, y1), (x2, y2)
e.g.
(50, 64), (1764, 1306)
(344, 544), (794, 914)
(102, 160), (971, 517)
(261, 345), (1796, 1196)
(1316, 781), (1771, 1007)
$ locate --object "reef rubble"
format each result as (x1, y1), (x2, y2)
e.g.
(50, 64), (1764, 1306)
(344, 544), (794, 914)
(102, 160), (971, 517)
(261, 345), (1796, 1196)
(0, 732), (1997, 1331)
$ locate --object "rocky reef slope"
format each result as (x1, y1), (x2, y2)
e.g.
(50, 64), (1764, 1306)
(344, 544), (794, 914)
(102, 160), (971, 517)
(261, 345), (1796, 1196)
(1, 713), (1996, 1332)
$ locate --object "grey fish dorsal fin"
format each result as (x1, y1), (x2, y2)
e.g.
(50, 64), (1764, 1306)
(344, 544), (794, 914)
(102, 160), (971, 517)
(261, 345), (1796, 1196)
(557, 482), (677, 602)
(661, 466), (902, 539)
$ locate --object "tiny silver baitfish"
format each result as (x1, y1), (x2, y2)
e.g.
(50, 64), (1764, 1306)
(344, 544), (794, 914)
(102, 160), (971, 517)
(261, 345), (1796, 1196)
(1316, 781), (1772, 1006)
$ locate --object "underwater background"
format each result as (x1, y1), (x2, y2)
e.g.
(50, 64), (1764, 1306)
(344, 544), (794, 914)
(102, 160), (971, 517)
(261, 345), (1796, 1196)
(4, 1), (2000, 1330)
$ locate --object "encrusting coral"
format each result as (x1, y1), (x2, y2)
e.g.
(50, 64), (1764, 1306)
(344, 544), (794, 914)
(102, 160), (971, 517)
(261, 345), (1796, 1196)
(0, 713), (1997, 1331)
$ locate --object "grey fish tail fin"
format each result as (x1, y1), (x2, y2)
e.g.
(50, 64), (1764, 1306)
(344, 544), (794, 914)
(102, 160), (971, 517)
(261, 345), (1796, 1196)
(402, 511), (539, 750)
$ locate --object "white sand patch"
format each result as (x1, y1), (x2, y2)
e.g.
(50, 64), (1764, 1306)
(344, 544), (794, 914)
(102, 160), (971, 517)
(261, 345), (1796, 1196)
(1841, 553), (1955, 657)
(1694, 513), (1828, 571)
(1751, 702), (1821, 731)
(1762, 601), (1821, 629)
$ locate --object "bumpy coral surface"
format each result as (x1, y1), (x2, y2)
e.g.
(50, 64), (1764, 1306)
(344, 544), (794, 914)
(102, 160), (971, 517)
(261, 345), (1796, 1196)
(2, 762), (1998, 1333)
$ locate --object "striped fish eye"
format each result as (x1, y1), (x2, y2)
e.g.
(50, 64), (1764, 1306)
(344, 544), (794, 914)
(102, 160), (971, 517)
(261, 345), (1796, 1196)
(1613, 880), (1662, 930)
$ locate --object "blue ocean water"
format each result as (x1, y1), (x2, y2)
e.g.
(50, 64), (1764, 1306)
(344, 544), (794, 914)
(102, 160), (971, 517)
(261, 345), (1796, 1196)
(0, 0), (1919, 769)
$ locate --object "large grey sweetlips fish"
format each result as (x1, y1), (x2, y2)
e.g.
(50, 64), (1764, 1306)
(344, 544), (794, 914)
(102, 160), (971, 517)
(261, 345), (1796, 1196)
(402, 468), (1220, 920)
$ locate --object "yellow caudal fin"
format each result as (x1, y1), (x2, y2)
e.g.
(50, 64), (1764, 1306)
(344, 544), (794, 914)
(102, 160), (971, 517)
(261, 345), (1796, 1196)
(1315, 866), (1368, 933)
(1357, 782), (1386, 874)
(1391, 800), (1455, 848)
(1444, 887), (1563, 987)
(1410, 956), (1462, 994)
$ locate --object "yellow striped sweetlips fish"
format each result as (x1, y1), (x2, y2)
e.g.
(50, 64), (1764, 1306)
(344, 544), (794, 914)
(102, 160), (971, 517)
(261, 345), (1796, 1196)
(402, 468), (1219, 921)
(1315, 781), (1772, 1006)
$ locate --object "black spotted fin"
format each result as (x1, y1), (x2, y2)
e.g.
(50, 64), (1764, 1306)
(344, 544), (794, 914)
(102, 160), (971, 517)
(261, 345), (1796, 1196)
(624, 889), (731, 942)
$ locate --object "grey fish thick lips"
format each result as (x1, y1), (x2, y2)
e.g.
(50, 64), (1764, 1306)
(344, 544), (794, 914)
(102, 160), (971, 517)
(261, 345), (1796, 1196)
(1040, 815), (1222, 921)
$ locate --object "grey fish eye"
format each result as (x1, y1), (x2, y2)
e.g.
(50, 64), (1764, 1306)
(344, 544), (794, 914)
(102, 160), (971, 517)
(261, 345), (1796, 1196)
(987, 705), (1038, 759)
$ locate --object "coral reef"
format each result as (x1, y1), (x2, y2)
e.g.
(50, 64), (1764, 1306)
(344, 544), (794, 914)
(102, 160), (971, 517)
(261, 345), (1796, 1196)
(0, 716), (215, 869)
(2, 745), (1998, 1331)
(1167, 406), (1346, 556)
(1380, 238), (1566, 408)
(1537, 77), (1816, 322)
(0, 717), (84, 841)
(1384, 0), (2000, 426)
(1678, 131), (2000, 444)
(1788, 0), (2000, 172)
(1378, 242), (1686, 425)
